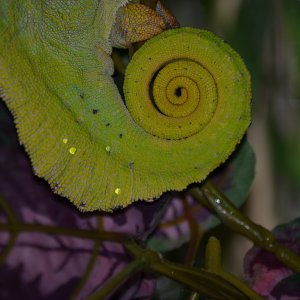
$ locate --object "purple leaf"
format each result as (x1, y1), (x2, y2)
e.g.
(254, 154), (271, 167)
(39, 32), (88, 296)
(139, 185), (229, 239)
(0, 120), (166, 300)
(147, 194), (212, 251)
(244, 218), (300, 299)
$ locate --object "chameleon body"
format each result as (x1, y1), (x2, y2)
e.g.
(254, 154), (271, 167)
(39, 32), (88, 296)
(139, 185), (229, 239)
(0, 1), (251, 212)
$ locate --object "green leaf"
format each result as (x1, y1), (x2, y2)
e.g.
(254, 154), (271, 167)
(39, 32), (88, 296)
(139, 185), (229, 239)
(228, 0), (270, 106)
(284, 0), (300, 98)
(269, 0), (300, 186)
(202, 139), (256, 229)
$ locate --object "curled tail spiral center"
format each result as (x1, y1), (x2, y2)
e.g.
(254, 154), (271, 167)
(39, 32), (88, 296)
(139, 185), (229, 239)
(124, 28), (250, 143)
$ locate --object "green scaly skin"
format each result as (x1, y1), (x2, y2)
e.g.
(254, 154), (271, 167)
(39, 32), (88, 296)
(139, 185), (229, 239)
(0, 0), (251, 212)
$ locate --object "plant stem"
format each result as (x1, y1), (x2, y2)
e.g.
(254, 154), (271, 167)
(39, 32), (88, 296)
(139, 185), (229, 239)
(189, 180), (300, 274)
(182, 197), (204, 266)
(86, 258), (145, 300)
(181, 197), (203, 300)
(0, 195), (20, 264)
(205, 236), (263, 300)
(124, 240), (253, 299)
(0, 195), (19, 226)
(0, 222), (128, 242)
(70, 218), (104, 299)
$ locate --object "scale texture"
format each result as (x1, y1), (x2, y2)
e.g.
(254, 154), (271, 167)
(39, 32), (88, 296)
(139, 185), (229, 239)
(0, 1), (251, 211)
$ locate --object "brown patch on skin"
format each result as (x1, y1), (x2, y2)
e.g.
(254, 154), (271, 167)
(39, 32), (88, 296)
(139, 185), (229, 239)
(111, 1), (178, 48)
(123, 4), (165, 45)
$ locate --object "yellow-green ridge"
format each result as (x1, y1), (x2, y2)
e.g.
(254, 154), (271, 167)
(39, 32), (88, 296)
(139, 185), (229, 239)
(0, 1), (251, 211)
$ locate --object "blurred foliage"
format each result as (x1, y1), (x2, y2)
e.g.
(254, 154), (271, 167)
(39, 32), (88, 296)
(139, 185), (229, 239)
(228, 0), (269, 103)
(270, 0), (300, 187)
(1, 0), (300, 299)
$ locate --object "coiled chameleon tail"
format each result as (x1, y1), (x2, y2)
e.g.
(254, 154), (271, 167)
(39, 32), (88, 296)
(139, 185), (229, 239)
(123, 27), (251, 185)
(0, 2), (251, 212)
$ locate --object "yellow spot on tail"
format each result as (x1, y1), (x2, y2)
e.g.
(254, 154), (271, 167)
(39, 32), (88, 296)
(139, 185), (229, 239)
(69, 147), (77, 155)
(115, 188), (121, 195)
